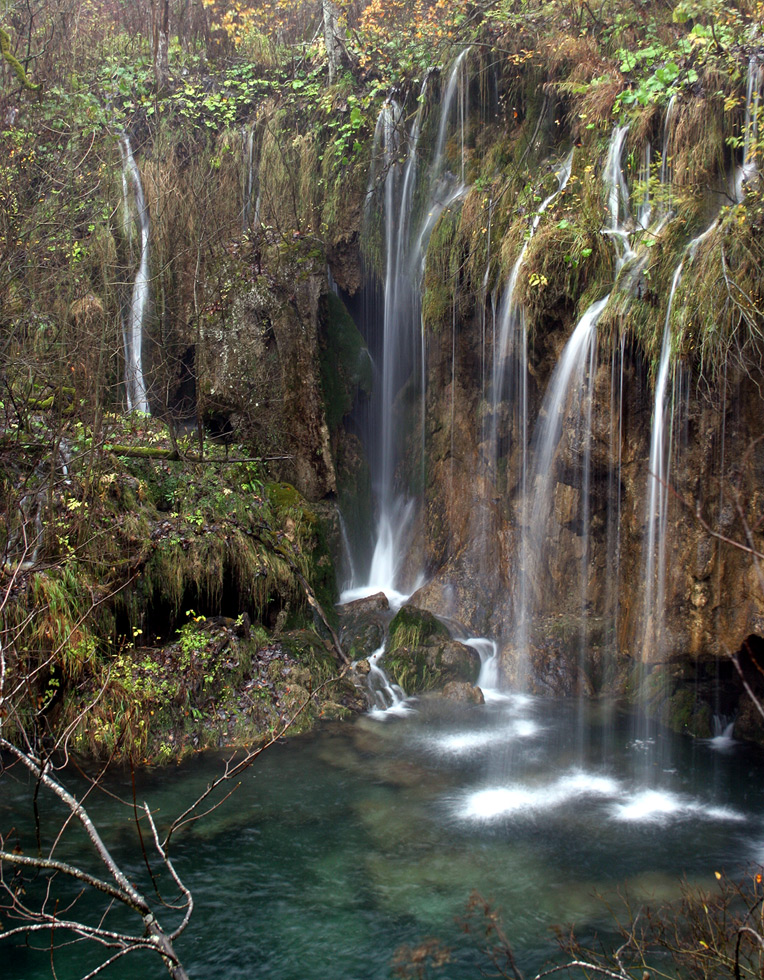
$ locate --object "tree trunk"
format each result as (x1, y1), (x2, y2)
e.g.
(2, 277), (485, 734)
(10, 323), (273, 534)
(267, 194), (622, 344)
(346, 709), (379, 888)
(322, 0), (345, 84)
(153, 0), (170, 90)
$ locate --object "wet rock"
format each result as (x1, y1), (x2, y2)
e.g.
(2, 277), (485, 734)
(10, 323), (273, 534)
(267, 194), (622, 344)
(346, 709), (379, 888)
(441, 681), (485, 705)
(554, 482), (580, 528)
(388, 605), (449, 652)
(341, 592), (390, 615)
(318, 701), (353, 721)
(198, 261), (335, 502)
(386, 638), (480, 694)
(338, 592), (390, 661)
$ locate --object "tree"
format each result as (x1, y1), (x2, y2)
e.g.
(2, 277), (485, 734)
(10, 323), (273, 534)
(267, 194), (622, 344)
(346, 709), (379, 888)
(153, 0), (171, 90)
(323, 0), (346, 81)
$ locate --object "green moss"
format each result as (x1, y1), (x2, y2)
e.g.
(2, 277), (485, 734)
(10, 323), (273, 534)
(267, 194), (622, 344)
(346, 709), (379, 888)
(675, 207), (764, 382)
(385, 636), (480, 694)
(386, 646), (435, 692)
(666, 687), (712, 738)
(387, 605), (449, 654)
(265, 481), (338, 628)
(422, 205), (463, 331)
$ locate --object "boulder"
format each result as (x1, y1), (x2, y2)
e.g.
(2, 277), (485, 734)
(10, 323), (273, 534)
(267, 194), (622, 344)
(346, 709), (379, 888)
(337, 592), (390, 661)
(441, 681), (485, 705)
(385, 637), (480, 694)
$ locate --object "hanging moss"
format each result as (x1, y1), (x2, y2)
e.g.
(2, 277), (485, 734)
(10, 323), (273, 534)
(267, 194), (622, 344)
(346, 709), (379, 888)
(422, 204), (464, 331)
(676, 207), (764, 382)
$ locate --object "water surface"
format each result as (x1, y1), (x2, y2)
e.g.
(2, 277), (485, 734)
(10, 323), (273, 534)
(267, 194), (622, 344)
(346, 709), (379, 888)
(4, 696), (762, 979)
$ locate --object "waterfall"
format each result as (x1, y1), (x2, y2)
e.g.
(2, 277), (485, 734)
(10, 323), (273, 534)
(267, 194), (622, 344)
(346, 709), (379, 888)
(603, 125), (633, 268)
(511, 127), (631, 682)
(366, 643), (410, 714)
(637, 141), (652, 230)
(490, 150), (574, 479)
(466, 637), (502, 697)
(659, 94), (677, 211)
(342, 52), (470, 606)
(519, 296), (605, 640)
(641, 222), (717, 661)
(734, 56), (763, 202)
(119, 136), (151, 415)
(605, 334), (626, 660)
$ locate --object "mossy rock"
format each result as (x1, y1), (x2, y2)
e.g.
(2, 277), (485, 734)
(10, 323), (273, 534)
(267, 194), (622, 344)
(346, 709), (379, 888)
(387, 605), (449, 653)
(665, 687), (712, 738)
(264, 481), (338, 628)
(337, 591), (390, 661)
(386, 638), (480, 694)
(266, 481), (304, 513)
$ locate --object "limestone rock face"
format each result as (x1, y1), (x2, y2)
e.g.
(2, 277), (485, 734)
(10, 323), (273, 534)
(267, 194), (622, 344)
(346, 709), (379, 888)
(199, 262), (335, 502)
(403, 266), (764, 728)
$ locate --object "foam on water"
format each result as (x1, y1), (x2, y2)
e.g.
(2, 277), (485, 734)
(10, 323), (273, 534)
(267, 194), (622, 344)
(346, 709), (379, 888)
(458, 770), (621, 821)
(423, 717), (543, 758)
(612, 790), (745, 823)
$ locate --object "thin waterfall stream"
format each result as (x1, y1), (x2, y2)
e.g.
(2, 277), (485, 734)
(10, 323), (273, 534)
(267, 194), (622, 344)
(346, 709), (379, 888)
(119, 135), (151, 415)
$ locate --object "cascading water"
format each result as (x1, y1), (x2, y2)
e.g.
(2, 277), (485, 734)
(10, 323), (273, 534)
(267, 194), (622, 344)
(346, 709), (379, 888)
(659, 94), (677, 211)
(490, 150), (574, 471)
(366, 643), (410, 714)
(512, 127), (632, 682)
(603, 125), (634, 268)
(465, 637), (502, 697)
(641, 222), (718, 661)
(516, 297), (605, 673)
(637, 141), (652, 229)
(119, 136), (151, 415)
(342, 52), (471, 607)
(734, 56), (762, 202)
(485, 151), (574, 650)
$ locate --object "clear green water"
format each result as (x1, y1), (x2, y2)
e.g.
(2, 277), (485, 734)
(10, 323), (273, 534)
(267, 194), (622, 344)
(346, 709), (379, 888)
(4, 695), (762, 979)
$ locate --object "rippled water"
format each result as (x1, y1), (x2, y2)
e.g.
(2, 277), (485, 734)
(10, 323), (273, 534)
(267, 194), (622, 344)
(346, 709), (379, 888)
(5, 696), (763, 980)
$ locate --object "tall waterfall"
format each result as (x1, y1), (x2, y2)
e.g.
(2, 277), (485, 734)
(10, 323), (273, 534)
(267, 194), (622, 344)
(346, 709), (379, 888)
(342, 52), (470, 606)
(119, 136), (151, 415)
(641, 221), (718, 660)
(511, 127), (632, 678)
